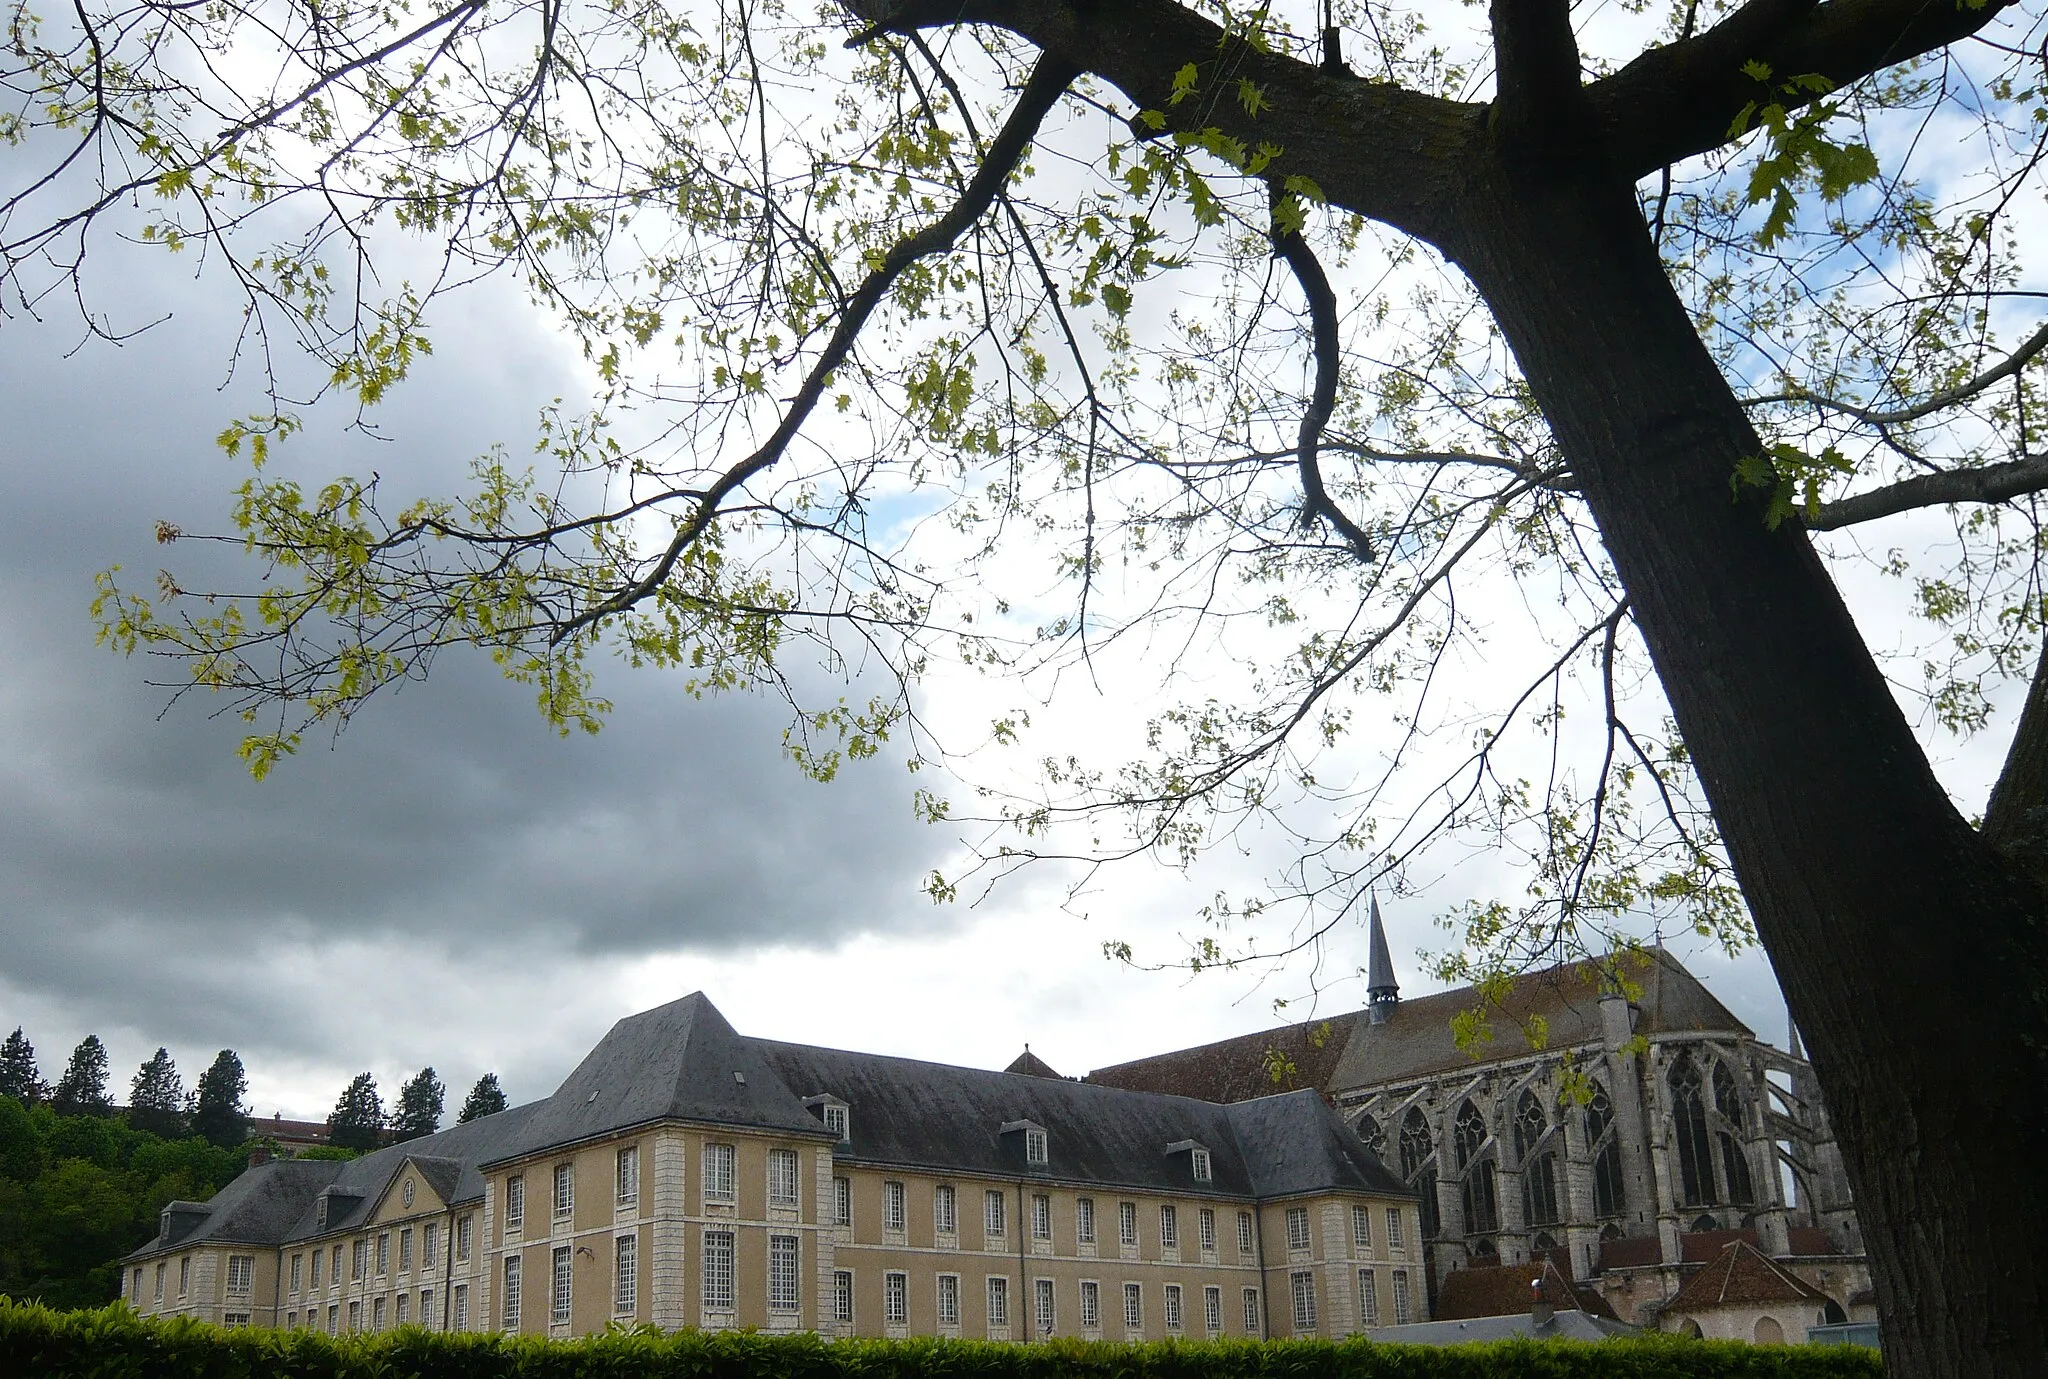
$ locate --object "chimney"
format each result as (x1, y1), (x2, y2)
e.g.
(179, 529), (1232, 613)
(1529, 1274), (1555, 1329)
(248, 1145), (272, 1167)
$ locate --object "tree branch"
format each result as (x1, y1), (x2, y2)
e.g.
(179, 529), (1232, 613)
(1983, 638), (2048, 900)
(1490, 0), (1583, 142)
(1749, 317), (2048, 428)
(1806, 454), (2048, 531)
(1589, 0), (2015, 181)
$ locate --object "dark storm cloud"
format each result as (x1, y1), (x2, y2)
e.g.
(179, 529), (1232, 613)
(0, 256), (954, 1057)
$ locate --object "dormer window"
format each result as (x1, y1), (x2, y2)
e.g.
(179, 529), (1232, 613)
(1001, 1118), (1050, 1166)
(825, 1105), (848, 1141)
(1166, 1138), (1212, 1182)
(1027, 1128), (1048, 1164)
(1192, 1148), (1212, 1182)
(315, 1199), (327, 1230)
(805, 1094), (851, 1143)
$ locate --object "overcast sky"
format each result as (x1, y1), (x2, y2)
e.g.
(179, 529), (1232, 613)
(0, 39), (2023, 1131)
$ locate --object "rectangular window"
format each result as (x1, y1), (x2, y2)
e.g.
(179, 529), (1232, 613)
(616, 1145), (640, 1205)
(289, 1254), (302, 1293)
(1164, 1283), (1183, 1331)
(1032, 1193), (1052, 1240)
(457, 1215), (473, 1263)
(1080, 1280), (1100, 1329)
(453, 1283), (469, 1331)
(327, 1304), (339, 1335)
(937, 1273), (960, 1326)
(884, 1180), (907, 1232)
(1035, 1277), (1055, 1334)
(767, 1148), (799, 1208)
(419, 1289), (433, 1328)
(986, 1276), (1009, 1328)
(1243, 1288), (1260, 1334)
(834, 1270), (855, 1324)
(1191, 1148), (1211, 1181)
(423, 1222), (438, 1271)
(834, 1176), (853, 1227)
(984, 1189), (1006, 1237)
(505, 1175), (525, 1230)
(768, 1234), (800, 1313)
(1352, 1205), (1372, 1251)
(1199, 1207), (1216, 1252)
(1118, 1201), (1137, 1247)
(377, 1232), (391, 1276)
(1290, 1271), (1317, 1332)
(223, 1312), (250, 1329)
(348, 1299), (362, 1333)
(1391, 1270), (1412, 1325)
(399, 1227), (413, 1273)
(310, 1251), (321, 1290)
(1237, 1210), (1254, 1254)
(551, 1245), (572, 1325)
(824, 1104), (848, 1141)
(884, 1271), (908, 1325)
(1357, 1269), (1379, 1327)
(154, 1262), (164, 1302)
(704, 1143), (736, 1202)
(178, 1255), (190, 1296)
(1385, 1208), (1404, 1253)
(286, 1312), (295, 1329)
(373, 1297), (386, 1331)
(1204, 1285), (1222, 1334)
(1025, 1127), (1048, 1164)
(702, 1230), (735, 1311)
(1285, 1206), (1311, 1251)
(396, 1293), (408, 1326)
(1122, 1282), (1142, 1330)
(935, 1183), (957, 1234)
(1159, 1203), (1178, 1248)
(1076, 1197), (1095, 1243)
(332, 1245), (343, 1285)
(553, 1163), (575, 1219)
(615, 1234), (638, 1314)
(226, 1253), (253, 1295)
(351, 1241), (365, 1283)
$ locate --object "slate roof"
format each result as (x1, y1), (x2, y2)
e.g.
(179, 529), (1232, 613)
(1087, 948), (1751, 1100)
(1434, 1258), (1618, 1321)
(1004, 1048), (1064, 1079)
(1370, 1310), (1637, 1343)
(124, 1159), (337, 1259)
(1667, 1240), (1834, 1311)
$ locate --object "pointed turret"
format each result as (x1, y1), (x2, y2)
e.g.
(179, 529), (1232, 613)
(1787, 1013), (1804, 1061)
(1366, 894), (1400, 1024)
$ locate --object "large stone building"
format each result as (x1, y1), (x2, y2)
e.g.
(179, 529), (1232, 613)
(121, 993), (1424, 1340)
(1088, 911), (1870, 1329)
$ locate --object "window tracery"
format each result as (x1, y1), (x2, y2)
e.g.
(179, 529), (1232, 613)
(1669, 1054), (1717, 1206)
(1454, 1101), (1497, 1236)
(1514, 1092), (1561, 1227)
(1399, 1108), (1439, 1239)
(1584, 1081), (1626, 1218)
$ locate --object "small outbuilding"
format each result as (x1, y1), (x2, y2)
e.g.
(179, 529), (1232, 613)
(1662, 1238), (1847, 1343)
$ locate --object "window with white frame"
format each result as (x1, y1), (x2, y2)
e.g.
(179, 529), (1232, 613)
(332, 1244), (343, 1285)
(1385, 1207), (1404, 1253)
(1080, 1280), (1100, 1329)
(768, 1234), (800, 1312)
(311, 1250), (323, 1290)
(616, 1145), (640, 1206)
(937, 1273), (960, 1326)
(419, 1289), (433, 1327)
(703, 1143), (736, 1202)
(371, 1297), (387, 1329)
(177, 1255), (188, 1296)
(703, 1230), (736, 1311)
(553, 1163), (575, 1218)
(227, 1254), (253, 1296)
(502, 1255), (522, 1330)
(453, 1283), (469, 1331)
(1118, 1201), (1137, 1247)
(884, 1272), (908, 1325)
(833, 1270), (854, 1324)
(986, 1276), (1009, 1328)
(884, 1180), (907, 1232)
(1199, 1207), (1216, 1252)
(505, 1175), (525, 1230)
(1237, 1210), (1254, 1253)
(396, 1294), (408, 1326)
(400, 1227), (413, 1273)
(1122, 1282), (1143, 1330)
(223, 1313), (251, 1329)
(154, 1261), (165, 1302)
(1164, 1284), (1183, 1331)
(1391, 1270), (1412, 1325)
(551, 1245), (572, 1325)
(1033, 1193), (1052, 1240)
(348, 1300), (361, 1333)
(1191, 1148), (1211, 1181)
(350, 1241), (365, 1283)
(1289, 1271), (1317, 1332)
(1357, 1269), (1378, 1327)
(834, 1176), (853, 1227)
(1035, 1277), (1055, 1333)
(769, 1149), (800, 1208)
(1243, 1288), (1260, 1334)
(615, 1234), (638, 1313)
(1076, 1197), (1096, 1243)
(1025, 1127), (1048, 1164)
(289, 1254), (301, 1294)
(935, 1183), (957, 1234)
(327, 1304), (339, 1335)
(984, 1189), (1006, 1237)
(823, 1104), (849, 1142)
(1285, 1206), (1311, 1252)
(1352, 1205), (1372, 1251)
(1204, 1285), (1222, 1334)
(1159, 1203), (1178, 1248)
(457, 1214), (473, 1263)
(377, 1232), (390, 1276)
(423, 1222), (439, 1271)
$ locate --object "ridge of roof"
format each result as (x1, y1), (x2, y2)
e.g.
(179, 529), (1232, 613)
(1667, 1239), (1832, 1311)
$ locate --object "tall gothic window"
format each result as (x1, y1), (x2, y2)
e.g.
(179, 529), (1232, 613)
(1585, 1082), (1625, 1218)
(1514, 1092), (1561, 1227)
(1399, 1108), (1439, 1239)
(1454, 1101), (1497, 1236)
(1669, 1055), (1716, 1206)
(1356, 1115), (1386, 1158)
(1712, 1063), (1756, 1205)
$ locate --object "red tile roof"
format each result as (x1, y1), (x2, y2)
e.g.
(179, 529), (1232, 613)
(1667, 1240), (1833, 1311)
(1435, 1257), (1619, 1321)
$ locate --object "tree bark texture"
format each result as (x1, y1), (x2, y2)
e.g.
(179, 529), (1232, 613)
(1432, 141), (2048, 1374)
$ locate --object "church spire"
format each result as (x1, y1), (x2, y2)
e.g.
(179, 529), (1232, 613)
(1366, 893), (1400, 1025)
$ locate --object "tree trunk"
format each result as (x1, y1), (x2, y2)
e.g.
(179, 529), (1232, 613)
(1432, 146), (2048, 1375)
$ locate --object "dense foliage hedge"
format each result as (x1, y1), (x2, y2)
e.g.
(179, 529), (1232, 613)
(0, 1299), (1884, 1378)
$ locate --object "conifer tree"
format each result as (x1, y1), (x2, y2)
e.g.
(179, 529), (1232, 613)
(191, 1050), (249, 1148)
(326, 1072), (384, 1151)
(457, 1073), (507, 1124)
(127, 1047), (185, 1138)
(391, 1066), (444, 1141)
(0, 1028), (43, 1104)
(50, 1035), (111, 1116)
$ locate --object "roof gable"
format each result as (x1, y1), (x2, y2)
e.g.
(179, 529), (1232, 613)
(1667, 1240), (1832, 1311)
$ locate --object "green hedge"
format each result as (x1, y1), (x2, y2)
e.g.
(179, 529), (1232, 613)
(0, 1299), (1883, 1378)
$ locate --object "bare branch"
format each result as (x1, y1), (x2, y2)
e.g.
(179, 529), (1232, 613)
(1748, 317), (2048, 427)
(1807, 454), (2048, 531)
